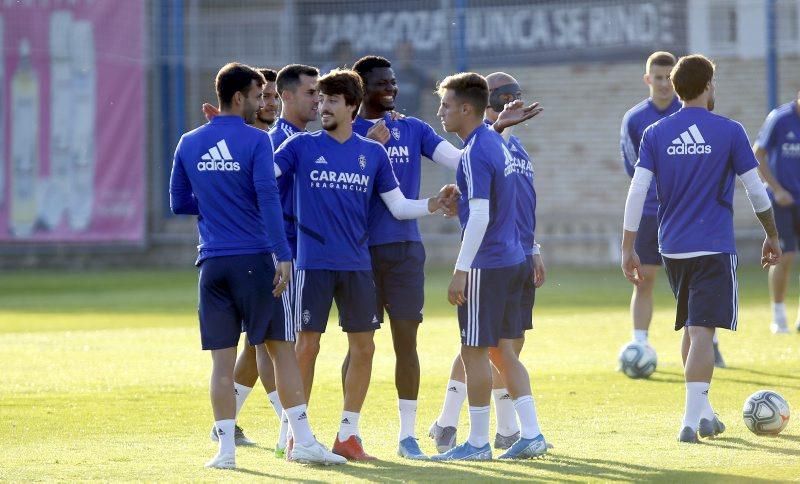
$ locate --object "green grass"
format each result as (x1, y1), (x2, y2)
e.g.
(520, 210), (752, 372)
(1, 265), (799, 482)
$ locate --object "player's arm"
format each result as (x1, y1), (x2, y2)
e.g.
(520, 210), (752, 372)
(753, 109), (792, 206)
(621, 166), (652, 285)
(169, 140), (200, 215)
(531, 240), (545, 288)
(273, 134), (300, 179)
(620, 112), (637, 178)
(253, 135), (292, 264)
(430, 140), (462, 170)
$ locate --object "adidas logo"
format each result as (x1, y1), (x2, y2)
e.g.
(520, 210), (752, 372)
(216, 428), (225, 436)
(509, 144), (518, 152)
(372, 315), (379, 324)
(448, 386), (459, 393)
(667, 124), (711, 155)
(461, 329), (466, 338)
(298, 412), (307, 421)
(314, 156), (328, 164)
(198, 139), (241, 171)
(500, 393), (511, 400)
(341, 418), (350, 424)
(788, 131), (796, 140)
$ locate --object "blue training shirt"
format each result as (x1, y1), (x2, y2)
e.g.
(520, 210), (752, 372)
(456, 123), (525, 269)
(268, 118), (304, 258)
(636, 107), (759, 255)
(755, 101), (800, 201)
(352, 114), (445, 246)
(274, 130), (400, 271)
(621, 97), (681, 216)
(508, 135), (537, 255)
(169, 115), (291, 264)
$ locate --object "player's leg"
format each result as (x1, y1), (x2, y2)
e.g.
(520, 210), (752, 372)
(431, 267), (500, 461)
(294, 269), (334, 403)
(675, 254), (736, 442)
(332, 270), (380, 461)
(380, 242), (427, 458)
(429, 354), (465, 452)
(211, 344), (258, 446)
(768, 204), (796, 333)
(199, 255), (257, 468)
(492, 262), (547, 459)
(630, 215), (661, 346)
(630, 264), (658, 343)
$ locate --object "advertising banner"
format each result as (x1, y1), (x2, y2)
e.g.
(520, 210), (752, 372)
(0, 0), (145, 243)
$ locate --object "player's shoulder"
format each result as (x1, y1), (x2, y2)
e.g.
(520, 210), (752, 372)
(277, 130), (317, 151)
(623, 99), (651, 123)
(508, 135), (531, 158)
(767, 102), (795, 122)
(353, 132), (388, 151)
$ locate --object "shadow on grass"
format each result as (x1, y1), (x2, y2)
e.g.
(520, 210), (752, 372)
(725, 366), (800, 382)
(230, 467), (327, 482)
(294, 453), (778, 482)
(651, 369), (800, 390)
(712, 436), (800, 457)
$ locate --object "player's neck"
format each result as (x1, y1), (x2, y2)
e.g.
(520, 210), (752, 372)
(650, 95), (674, 111)
(683, 98), (708, 110)
(358, 104), (386, 120)
(281, 110), (308, 130)
(326, 122), (353, 143)
(457, 117), (484, 141)
(253, 119), (271, 131)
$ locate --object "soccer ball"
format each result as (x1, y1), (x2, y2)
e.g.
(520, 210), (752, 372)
(618, 342), (657, 379)
(742, 390), (791, 435)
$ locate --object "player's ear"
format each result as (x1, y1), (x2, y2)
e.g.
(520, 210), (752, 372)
(643, 73), (651, 86)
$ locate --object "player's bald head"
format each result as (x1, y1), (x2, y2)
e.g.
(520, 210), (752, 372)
(486, 72), (517, 91)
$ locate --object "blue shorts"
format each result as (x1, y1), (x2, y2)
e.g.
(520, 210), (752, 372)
(295, 269), (381, 333)
(636, 215), (662, 265)
(774, 203), (800, 252)
(198, 253), (283, 350)
(271, 256), (296, 342)
(458, 262), (526, 347)
(664, 253), (739, 331)
(370, 241), (426, 324)
(520, 255), (537, 332)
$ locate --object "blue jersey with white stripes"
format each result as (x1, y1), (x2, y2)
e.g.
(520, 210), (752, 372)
(274, 130), (399, 271)
(456, 123), (524, 269)
(268, 118), (304, 258)
(636, 107), (758, 254)
(507, 135), (537, 255)
(169, 115), (291, 264)
(755, 101), (800, 200)
(352, 114), (445, 246)
(621, 97), (681, 216)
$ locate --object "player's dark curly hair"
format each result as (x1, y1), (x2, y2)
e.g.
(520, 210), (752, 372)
(352, 55), (392, 84)
(257, 68), (277, 83)
(317, 69), (364, 119)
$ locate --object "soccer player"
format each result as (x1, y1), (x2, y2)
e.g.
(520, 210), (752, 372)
(201, 66), (293, 451)
(621, 55), (781, 443)
(273, 69), (457, 461)
(620, 52), (726, 367)
(254, 68), (280, 130)
(752, 90), (800, 334)
(347, 56), (542, 459)
(429, 72), (546, 454)
(170, 62), (346, 467)
(430, 73), (547, 461)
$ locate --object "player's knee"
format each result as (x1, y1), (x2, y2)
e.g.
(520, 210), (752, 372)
(488, 345), (516, 371)
(295, 337), (320, 361)
(349, 338), (375, 361)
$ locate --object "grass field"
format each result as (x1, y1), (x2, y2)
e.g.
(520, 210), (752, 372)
(1, 264), (799, 482)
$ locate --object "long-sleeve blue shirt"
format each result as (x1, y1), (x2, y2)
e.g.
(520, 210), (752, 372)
(169, 115), (291, 264)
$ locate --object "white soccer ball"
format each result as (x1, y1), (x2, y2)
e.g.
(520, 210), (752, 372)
(743, 390), (791, 435)
(618, 342), (657, 379)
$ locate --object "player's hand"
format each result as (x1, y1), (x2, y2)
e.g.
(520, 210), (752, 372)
(762, 236), (782, 269)
(532, 253), (546, 288)
(366, 119), (390, 144)
(202, 103), (220, 122)
(389, 110), (405, 121)
(774, 188), (794, 207)
(448, 269), (468, 306)
(493, 100), (543, 133)
(273, 261), (292, 297)
(433, 184), (460, 217)
(621, 249), (642, 285)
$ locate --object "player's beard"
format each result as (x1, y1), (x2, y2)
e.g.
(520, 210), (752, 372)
(321, 116), (338, 131)
(257, 110), (275, 125)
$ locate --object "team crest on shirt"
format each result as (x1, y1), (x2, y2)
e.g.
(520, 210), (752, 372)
(302, 309), (311, 325)
(391, 127), (401, 141)
(358, 154), (367, 170)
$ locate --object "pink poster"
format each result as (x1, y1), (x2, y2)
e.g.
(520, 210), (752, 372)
(0, 0), (145, 243)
